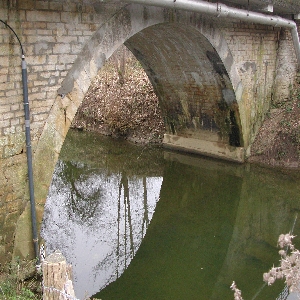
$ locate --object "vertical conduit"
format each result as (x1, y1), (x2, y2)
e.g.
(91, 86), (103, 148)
(22, 55), (40, 265)
(0, 20), (40, 265)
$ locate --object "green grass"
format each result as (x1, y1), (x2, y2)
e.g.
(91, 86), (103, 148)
(0, 259), (42, 300)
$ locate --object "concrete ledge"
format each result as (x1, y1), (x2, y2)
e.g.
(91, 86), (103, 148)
(163, 134), (245, 163)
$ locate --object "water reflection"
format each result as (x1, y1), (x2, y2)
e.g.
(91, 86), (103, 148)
(42, 159), (162, 298)
(42, 130), (300, 300)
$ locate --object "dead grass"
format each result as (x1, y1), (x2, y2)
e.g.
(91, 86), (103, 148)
(71, 49), (165, 145)
(249, 77), (300, 169)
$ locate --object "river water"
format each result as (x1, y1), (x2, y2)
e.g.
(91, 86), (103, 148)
(41, 129), (300, 300)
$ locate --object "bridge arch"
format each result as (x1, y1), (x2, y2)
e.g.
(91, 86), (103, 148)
(33, 4), (245, 203)
(125, 22), (244, 148)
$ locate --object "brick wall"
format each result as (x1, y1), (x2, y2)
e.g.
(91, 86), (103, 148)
(225, 22), (284, 145)
(0, 0), (121, 263)
(0, 0), (298, 262)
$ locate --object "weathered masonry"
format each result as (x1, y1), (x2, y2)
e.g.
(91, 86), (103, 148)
(0, 0), (300, 261)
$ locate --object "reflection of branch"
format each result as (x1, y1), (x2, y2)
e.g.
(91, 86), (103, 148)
(122, 174), (135, 258)
(142, 176), (149, 238)
(69, 178), (82, 209)
(117, 177), (122, 278)
(118, 173), (135, 271)
(58, 161), (103, 226)
(69, 180), (102, 224)
(93, 251), (115, 275)
(123, 178), (127, 269)
(92, 250), (120, 288)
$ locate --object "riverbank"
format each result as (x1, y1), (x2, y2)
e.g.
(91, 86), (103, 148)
(248, 74), (300, 169)
(0, 258), (42, 299)
(71, 48), (165, 145)
(72, 48), (300, 169)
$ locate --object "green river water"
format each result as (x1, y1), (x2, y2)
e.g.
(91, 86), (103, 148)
(41, 129), (300, 300)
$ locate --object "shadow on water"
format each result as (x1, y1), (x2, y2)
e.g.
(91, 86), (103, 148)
(41, 129), (300, 300)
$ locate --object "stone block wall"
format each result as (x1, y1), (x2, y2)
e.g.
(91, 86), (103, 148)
(0, 0), (120, 263)
(225, 22), (284, 146)
(273, 22), (300, 105)
(0, 0), (298, 262)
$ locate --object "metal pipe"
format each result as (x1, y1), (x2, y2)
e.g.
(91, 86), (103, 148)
(125, 0), (300, 67)
(291, 26), (300, 67)
(22, 56), (40, 265)
(0, 19), (40, 264)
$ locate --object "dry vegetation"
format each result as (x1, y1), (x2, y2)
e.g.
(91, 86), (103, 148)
(71, 47), (165, 144)
(249, 75), (300, 168)
(232, 233), (300, 300)
(0, 258), (42, 299)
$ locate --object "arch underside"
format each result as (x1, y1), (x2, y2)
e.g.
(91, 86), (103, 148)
(125, 23), (244, 162)
(54, 6), (245, 163)
(35, 5), (246, 204)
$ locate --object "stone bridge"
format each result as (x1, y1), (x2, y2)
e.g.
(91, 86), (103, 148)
(0, 0), (300, 261)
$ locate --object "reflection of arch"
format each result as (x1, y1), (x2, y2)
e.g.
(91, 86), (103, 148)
(33, 4), (244, 204)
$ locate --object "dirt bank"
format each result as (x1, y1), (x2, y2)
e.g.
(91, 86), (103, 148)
(248, 75), (300, 169)
(71, 49), (165, 145)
